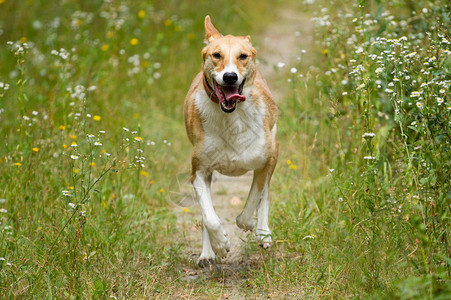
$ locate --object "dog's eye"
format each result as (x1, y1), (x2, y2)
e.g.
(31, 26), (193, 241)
(239, 53), (248, 60)
(212, 52), (221, 59)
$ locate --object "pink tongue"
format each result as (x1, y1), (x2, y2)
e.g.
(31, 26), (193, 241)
(222, 87), (246, 102)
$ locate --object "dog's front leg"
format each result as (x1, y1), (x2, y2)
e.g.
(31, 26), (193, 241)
(236, 157), (276, 248)
(193, 170), (230, 266)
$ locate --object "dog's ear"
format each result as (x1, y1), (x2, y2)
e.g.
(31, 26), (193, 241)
(205, 15), (221, 43)
(202, 47), (208, 61)
(242, 35), (257, 57)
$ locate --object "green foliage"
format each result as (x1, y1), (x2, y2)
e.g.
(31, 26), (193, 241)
(277, 0), (451, 297)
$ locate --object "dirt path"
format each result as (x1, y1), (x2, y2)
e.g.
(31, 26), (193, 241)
(258, 9), (314, 96)
(173, 7), (314, 284)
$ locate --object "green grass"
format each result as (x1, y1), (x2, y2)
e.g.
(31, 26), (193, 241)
(0, 0), (450, 298)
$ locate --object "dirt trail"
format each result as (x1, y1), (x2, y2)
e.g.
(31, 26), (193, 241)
(174, 7), (313, 281)
(257, 9), (313, 94)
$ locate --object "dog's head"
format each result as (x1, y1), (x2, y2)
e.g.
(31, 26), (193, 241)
(202, 16), (257, 113)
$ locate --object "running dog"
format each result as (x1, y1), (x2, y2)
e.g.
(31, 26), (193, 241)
(184, 16), (278, 267)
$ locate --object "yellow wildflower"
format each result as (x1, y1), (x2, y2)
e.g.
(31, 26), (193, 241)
(130, 38), (139, 46)
(32, 147), (39, 152)
(140, 170), (148, 177)
(187, 33), (195, 40)
(101, 44), (109, 51)
(138, 9), (146, 19)
(93, 115), (101, 121)
(164, 19), (172, 27)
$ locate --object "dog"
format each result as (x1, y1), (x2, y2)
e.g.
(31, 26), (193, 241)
(184, 16), (278, 267)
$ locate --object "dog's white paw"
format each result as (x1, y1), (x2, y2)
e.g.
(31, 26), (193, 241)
(197, 255), (215, 268)
(206, 225), (230, 258)
(197, 245), (216, 268)
(236, 213), (256, 232)
(256, 229), (272, 249)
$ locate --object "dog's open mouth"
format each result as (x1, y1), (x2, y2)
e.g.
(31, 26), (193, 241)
(214, 80), (246, 113)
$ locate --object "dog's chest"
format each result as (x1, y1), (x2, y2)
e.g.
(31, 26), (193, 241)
(197, 94), (267, 175)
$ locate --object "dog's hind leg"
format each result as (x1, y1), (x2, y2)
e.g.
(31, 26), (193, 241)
(256, 182), (272, 248)
(235, 172), (261, 231)
(236, 157), (276, 248)
(192, 170), (230, 265)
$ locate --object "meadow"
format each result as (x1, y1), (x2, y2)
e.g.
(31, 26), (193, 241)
(0, 0), (450, 298)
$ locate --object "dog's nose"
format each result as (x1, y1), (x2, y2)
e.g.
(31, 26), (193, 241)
(223, 72), (238, 84)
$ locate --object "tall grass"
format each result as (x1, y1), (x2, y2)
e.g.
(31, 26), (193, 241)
(0, 0), (278, 297)
(271, 0), (450, 297)
(0, 0), (449, 298)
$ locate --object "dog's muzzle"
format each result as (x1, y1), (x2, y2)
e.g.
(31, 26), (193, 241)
(214, 79), (246, 113)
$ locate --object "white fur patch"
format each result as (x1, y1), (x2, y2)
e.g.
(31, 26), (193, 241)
(195, 88), (267, 176)
(215, 61), (243, 86)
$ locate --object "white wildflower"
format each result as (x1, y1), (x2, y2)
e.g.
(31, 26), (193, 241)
(363, 156), (376, 160)
(62, 190), (72, 197)
(362, 132), (376, 138)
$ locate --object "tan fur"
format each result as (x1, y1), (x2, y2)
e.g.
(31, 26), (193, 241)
(183, 72), (205, 182)
(183, 16), (278, 265)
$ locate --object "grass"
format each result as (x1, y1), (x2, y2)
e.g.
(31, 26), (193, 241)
(0, 0), (450, 298)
